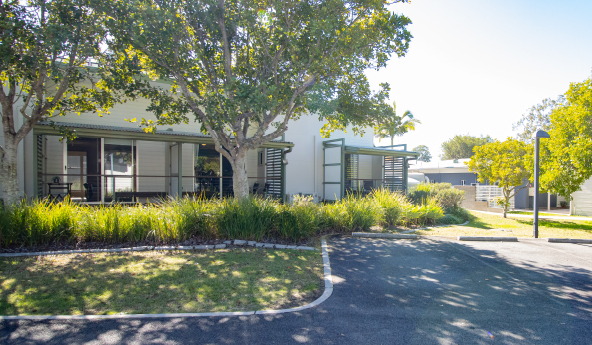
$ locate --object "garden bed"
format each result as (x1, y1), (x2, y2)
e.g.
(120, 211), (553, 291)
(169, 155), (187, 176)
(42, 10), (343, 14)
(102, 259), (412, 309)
(0, 188), (461, 250)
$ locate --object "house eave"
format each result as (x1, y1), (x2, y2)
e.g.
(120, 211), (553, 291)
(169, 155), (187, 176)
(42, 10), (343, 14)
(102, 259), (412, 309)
(33, 122), (294, 148)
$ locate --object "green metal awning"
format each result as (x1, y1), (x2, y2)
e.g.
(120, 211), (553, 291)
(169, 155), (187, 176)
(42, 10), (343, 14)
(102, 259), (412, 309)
(33, 121), (294, 149)
(343, 145), (420, 157)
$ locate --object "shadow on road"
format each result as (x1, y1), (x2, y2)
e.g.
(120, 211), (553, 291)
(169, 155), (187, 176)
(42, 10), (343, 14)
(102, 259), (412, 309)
(2, 236), (592, 344)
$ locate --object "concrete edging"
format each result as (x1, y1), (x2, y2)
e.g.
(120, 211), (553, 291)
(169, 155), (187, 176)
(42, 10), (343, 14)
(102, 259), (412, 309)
(548, 238), (592, 244)
(352, 232), (418, 239)
(458, 236), (518, 242)
(0, 238), (333, 320)
(0, 242), (315, 258)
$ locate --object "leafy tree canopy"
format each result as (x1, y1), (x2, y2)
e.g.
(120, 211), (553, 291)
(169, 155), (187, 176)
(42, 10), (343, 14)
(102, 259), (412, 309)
(0, 0), (147, 205)
(412, 145), (431, 162)
(94, 0), (414, 199)
(513, 96), (565, 143)
(540, 76), (592, 199)
(441, 134), (493, 160)
(467, 138), (532, 217)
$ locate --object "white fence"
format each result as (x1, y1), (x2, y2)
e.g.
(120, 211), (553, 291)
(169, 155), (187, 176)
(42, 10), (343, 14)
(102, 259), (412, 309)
(476, 185), (514, 209)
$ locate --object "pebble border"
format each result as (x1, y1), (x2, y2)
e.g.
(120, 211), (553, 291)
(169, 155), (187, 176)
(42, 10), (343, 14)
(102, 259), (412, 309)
(0, 241), (315, 258)
(0, 238), (332, 320)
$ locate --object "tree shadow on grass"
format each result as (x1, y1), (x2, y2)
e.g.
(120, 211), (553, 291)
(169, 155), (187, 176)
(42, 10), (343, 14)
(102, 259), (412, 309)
(515, 218), (592, 232)
(464, 217), (493, 229)
(0, 249), (322, 317)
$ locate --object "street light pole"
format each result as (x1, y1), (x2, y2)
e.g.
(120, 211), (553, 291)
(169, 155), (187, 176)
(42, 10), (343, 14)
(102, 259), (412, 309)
(533, 130), (550, 238)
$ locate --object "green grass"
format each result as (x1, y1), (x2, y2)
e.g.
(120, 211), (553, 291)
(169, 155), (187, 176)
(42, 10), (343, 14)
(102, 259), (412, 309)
(414, 211), (592, 239)
(0, 248), (323, 316)
(507, 210), (584, 217)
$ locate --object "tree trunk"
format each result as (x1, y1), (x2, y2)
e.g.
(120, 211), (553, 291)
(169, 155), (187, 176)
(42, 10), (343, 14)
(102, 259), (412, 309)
(503, 204), (507, 218)
(0, 140), (21, 206)
(230, 151), (249, 200)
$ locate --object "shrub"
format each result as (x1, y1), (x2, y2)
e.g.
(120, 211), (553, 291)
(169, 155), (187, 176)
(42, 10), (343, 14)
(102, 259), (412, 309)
(437, 214), (463, 225)
(408, 182), (465, 211)
(407, 183), (432, 205)
(434, 188), (465, 211)
(446, 206), (472, 222)
(400, 198), (444, 227)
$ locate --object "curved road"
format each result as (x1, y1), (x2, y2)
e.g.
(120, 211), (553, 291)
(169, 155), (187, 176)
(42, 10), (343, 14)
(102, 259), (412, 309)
(2, 236), (592, 344)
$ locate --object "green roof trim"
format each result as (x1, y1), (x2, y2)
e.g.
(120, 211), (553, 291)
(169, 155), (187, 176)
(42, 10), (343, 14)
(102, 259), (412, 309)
(343, 145), (420, 158)
(33, 122), (294, 148)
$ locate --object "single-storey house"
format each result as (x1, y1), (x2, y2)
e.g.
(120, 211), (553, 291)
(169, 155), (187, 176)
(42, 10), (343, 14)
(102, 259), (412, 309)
(409, 159), (579, 213)
(1, 93), (420, 203)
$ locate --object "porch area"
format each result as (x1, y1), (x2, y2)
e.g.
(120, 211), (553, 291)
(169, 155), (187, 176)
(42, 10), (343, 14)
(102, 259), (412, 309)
(33, 122), (293, 203)
(322, 139), (419, 200)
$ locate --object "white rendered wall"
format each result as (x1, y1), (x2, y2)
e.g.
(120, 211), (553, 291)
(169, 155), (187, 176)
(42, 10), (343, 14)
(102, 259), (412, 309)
(572, 178), (592, 216)
(283, 114), (374, 200)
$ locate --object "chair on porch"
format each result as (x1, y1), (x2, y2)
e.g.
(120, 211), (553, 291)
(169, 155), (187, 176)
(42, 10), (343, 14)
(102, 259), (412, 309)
(83, 183), (94, 201)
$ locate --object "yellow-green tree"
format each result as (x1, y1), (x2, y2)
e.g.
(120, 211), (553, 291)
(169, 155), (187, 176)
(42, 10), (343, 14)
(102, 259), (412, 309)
(467, 138), (532, 218)
(540, 76), (592, 199)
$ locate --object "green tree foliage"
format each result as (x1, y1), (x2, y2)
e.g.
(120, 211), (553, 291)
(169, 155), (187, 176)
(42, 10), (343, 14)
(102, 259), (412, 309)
(95, 0), (413, 199)
(467, 138), (532, 217)
(540, 77), (592, 199)
(412, 145), (431, 162)
(513, 96), (565, 143)
(374, 101), (419, 146)
(441, 134), (493, 160)
(0, 0), (147, 205)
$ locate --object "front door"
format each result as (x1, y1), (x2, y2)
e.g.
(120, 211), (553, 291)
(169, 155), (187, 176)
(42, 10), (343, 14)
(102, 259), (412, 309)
(67, 151), (87, 199)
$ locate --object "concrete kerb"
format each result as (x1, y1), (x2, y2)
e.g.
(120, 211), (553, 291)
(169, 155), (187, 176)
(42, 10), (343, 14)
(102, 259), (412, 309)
(458, 236), (518, 242)
(548, 238), (592, 244)
(352, 233), (419, 240)
(0, 238), (333, 320)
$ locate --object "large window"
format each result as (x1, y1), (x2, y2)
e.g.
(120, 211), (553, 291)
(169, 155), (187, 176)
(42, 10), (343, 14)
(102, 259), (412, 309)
(194, 144), (234, 197)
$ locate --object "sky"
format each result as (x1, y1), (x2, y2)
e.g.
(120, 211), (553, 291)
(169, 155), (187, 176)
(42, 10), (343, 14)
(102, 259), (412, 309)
(368, 0), (592, 162)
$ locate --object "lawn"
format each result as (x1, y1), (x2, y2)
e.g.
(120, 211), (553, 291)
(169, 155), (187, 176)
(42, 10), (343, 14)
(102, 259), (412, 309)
(0, 248), (323, 316)
(413, 211), (592, 239)
(507, 210), (579, 217)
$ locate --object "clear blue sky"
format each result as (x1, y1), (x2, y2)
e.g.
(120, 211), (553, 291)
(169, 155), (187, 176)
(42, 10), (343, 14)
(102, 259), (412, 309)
(368, 0), (592, 161)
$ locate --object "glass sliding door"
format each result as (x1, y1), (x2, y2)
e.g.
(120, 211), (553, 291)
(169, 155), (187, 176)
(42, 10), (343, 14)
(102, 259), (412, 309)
(66, 151), (87, 199)
(194, 144), (221, 198)
(104, 139), (136, 202)
(65, 138), (101, 202)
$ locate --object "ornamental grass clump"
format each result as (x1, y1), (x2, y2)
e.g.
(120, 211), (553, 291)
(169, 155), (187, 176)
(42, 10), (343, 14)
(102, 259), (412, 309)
(214, 196), (278, 241)
(370, 188), (409, 226)
(400, 198), (444, 227)
(0, 198), (77, 247)
(334, 192), (383, 231)
(277, 195), (320, 240)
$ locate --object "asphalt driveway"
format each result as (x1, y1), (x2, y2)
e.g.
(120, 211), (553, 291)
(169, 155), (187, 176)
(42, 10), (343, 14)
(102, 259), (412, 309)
(2, 236), (592, 344)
